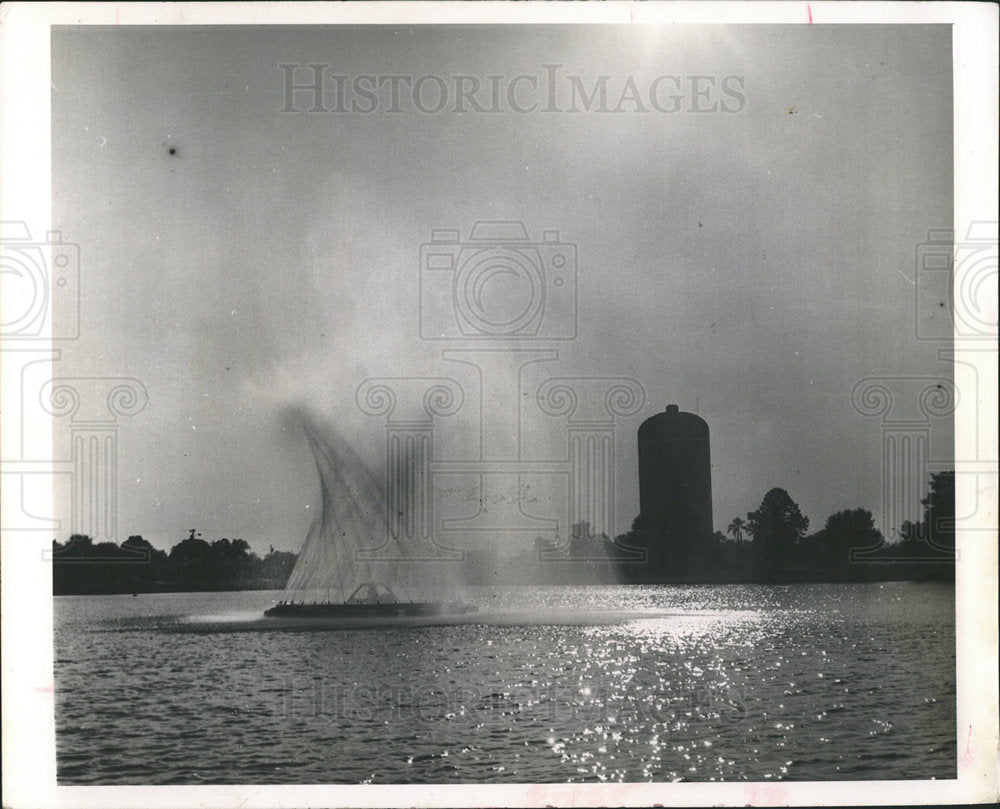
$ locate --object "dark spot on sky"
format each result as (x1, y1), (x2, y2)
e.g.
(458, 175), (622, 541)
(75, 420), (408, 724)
(168, 147), (177, 156)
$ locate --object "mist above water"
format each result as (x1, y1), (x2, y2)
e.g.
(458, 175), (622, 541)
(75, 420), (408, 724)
(278, 407), (465, 606)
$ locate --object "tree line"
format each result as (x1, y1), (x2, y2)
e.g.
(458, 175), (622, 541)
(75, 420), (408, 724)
(51, 530), (297, 595)
(739, 470), (953, 582)
(53, 472), (955, 593)
(618, 470), (955, 583)
(465, 471), (956, 585)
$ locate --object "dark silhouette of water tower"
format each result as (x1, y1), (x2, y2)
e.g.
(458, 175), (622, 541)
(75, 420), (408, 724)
(636, 404), (713, 580)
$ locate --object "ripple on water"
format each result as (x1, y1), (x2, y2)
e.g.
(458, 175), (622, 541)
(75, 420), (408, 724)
(54, 583), (955, 784)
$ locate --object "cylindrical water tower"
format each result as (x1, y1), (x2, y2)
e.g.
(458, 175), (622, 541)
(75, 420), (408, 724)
(636, 404), (713, 578)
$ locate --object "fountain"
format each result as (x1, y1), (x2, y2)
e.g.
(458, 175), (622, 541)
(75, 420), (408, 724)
(264, 413), (477, 619)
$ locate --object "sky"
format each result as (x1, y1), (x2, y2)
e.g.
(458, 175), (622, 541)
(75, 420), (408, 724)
(51, 24), (954, 555)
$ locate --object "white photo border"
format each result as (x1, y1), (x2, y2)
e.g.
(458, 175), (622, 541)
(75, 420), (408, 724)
(1, 2), (996, 807)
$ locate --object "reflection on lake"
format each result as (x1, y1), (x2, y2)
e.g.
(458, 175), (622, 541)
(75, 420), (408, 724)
(54, 582), (954, 784)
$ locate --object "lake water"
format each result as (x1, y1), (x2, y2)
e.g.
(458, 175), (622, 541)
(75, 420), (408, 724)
(53, 582), (955, 784)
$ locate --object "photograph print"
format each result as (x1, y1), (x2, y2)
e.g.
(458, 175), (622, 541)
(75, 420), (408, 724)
(2, 4), (997, 808)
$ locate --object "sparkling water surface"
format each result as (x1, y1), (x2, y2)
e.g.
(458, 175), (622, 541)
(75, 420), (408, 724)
(54, 582), (955, 784)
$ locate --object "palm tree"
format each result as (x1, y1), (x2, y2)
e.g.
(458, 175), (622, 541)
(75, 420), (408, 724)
(727, 517), (747, 543)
